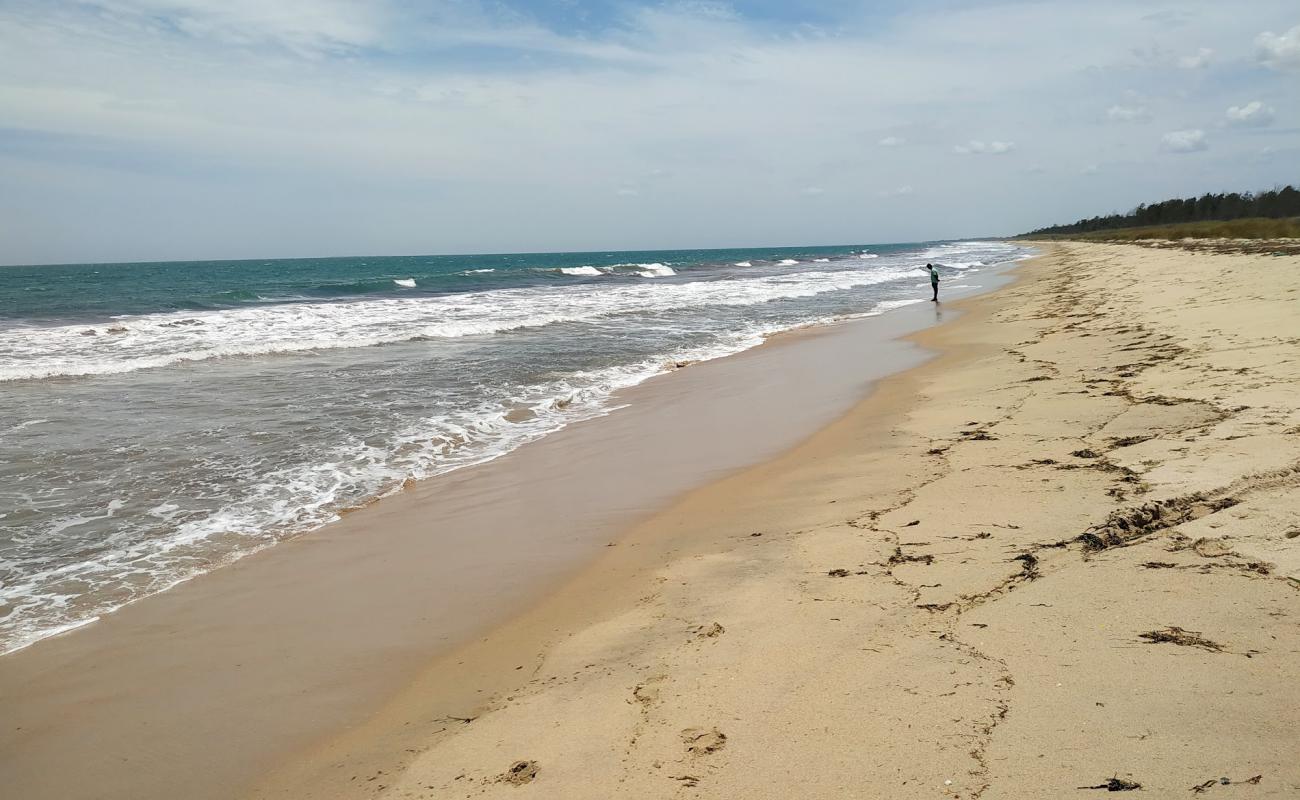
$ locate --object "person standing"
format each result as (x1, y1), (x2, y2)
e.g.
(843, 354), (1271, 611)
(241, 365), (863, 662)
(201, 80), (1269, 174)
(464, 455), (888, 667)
(925, 263), (940, 302)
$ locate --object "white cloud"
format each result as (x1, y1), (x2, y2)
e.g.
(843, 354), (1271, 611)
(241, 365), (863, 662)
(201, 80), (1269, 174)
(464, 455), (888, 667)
(1082, 164), (1099, 175)
(84, 0), (390, 55)
(800, 186), (825, 196)
(1176, 47), (1213, 68)
(1225, 101), (1275, 127)
(1106, 104), (1150, 122)
(1256, 25), (1300, 70)
(878, 185), (914, 198)
(1161, 129), (1207, 153)
(1, 0), (1297, 264)
(877, 136), (905, 147)
(954, 140), (1015, 155)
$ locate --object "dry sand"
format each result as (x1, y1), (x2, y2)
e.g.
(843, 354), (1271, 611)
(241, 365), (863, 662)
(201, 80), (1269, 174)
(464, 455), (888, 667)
(252, 241), (1300, 799)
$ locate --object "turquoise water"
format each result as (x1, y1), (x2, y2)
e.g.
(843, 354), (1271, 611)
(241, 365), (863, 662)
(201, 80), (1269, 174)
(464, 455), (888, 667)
(1, 245), (883, 322)
(0, 240), (1032, 653)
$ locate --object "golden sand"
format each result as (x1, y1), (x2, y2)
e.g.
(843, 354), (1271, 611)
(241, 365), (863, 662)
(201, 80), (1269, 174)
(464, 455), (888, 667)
(254, 241), (1300, 798)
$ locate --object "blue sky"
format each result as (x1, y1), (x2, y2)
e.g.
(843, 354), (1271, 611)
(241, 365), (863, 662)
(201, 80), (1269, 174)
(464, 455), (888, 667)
(0, 0), (1297, 264)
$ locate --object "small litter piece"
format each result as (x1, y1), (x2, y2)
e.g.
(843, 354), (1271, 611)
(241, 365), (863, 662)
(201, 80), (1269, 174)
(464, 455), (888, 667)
(1138, 626), (1224, 652)
(827, 568), (851, 577)
(1191, 775), (1262, 794)
(1077, 776), (1141, 791)
(501, 760), (539, 786)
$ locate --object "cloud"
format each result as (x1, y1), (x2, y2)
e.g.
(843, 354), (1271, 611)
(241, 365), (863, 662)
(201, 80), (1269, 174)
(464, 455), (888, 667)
(1106, 104), (1150, 123)
(1081, 164), (1099, 175)
(1256, 25), (1300, 70)
(81, 0), (391, 55)
(2, 0), (1298, 264)
(800, 186), (825, 196)
(1225, 101), (1275, 127)
(1161, 129), (1207, 153)
(878, 185), (914, 198)
(953, 140), (1015, 155)
(1176, 47), (1213, 68)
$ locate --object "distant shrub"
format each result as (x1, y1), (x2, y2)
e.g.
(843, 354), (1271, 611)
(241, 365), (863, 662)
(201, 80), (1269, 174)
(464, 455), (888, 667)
(1030, 217), (1300, 241)
(1022, 186), (1300, 237)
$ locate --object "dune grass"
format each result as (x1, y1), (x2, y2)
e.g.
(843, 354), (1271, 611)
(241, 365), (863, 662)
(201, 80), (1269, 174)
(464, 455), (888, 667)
(1025, 217), (1300, 242)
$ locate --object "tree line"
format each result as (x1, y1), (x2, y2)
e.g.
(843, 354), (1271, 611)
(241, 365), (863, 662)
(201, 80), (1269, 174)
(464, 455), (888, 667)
(1023, 185), (1300, 236)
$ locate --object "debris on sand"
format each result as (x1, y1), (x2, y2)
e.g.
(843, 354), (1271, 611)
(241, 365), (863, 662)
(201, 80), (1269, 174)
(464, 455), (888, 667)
(694, 622), (725, 639)
(1110, 435), (1153, 448)
(682, 727), (727, 756)
(1191, 775), (1262, 793)
(1012, 553), (1041, 580)
(1079, 496), (1237, 552)
(1077, 776), (1142, 791)
(1071, 448), (1102, 458)
(1138, 626), (1224, 652)
(500, 760), (539, 786)
(827, 568), (851, 577)
(887, 548), (934, 566)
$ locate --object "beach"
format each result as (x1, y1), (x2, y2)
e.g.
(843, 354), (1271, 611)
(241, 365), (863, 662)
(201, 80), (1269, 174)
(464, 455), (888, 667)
(4, 240), (1298, 799)
(252, 241), (1300, 798)
(0, 244), (1017, 799)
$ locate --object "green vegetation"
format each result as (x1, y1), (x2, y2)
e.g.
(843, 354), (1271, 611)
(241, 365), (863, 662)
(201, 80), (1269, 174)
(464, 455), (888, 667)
(1023, 185), (1300, 238)
(1028, 217), (1300, 242)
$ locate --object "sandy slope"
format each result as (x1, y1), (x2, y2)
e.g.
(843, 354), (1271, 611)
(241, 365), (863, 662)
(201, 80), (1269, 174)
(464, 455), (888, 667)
(257, 242), (1300, 799)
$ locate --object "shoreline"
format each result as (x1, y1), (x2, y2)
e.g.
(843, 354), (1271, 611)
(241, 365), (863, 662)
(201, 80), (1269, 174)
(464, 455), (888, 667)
(0, 260), (1018, 800)
(256, 241), (1300, 798)
(249, 250), (1042, 798)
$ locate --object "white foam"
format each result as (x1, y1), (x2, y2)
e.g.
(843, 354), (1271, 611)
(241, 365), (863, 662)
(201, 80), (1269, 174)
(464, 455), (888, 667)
(0, 266), (922, 382)
(464, 269), (495, 274)
(858, 253), (879, 259)
(633, 263), (676, 278)
(393, 278), (417, 288)
(0, 320), (805, 655)
(2, 418), (50, 435)
(814, 258), (830, 262)
(559, 266), (603, 277)
(0, 238), (1040, 653)
(778, 259), (799, 265)
(734, 261), (752, 267)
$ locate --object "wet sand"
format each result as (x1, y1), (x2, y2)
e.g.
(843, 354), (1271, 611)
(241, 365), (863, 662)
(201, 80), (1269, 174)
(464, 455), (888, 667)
(0, 269), (1012, 799)
(253, 241), (1300, 798)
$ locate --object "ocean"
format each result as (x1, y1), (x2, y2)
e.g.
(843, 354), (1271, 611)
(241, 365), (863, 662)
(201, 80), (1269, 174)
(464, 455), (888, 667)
(0, 239), (1033, 654)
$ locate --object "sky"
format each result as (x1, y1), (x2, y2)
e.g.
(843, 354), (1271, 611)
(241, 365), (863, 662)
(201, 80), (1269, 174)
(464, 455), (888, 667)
(0, 1), (1297, 265)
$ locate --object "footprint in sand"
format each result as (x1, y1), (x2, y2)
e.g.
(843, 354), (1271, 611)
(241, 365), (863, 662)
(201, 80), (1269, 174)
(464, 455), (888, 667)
(682, 727), (727, 756)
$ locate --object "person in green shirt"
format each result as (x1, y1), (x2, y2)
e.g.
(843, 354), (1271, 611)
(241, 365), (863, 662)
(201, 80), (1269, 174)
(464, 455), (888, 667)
(925, 263), (940, 302)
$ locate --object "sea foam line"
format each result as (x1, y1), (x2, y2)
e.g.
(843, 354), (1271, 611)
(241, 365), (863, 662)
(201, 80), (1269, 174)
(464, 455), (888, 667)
(0, 267), (916, 382)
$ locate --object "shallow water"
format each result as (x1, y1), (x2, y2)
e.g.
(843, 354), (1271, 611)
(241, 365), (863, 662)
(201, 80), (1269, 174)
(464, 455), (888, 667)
(0, 239), (1032, 653)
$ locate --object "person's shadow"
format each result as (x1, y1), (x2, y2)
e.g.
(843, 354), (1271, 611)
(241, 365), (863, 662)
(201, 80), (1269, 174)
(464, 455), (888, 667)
(932, 301), (944, 323)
